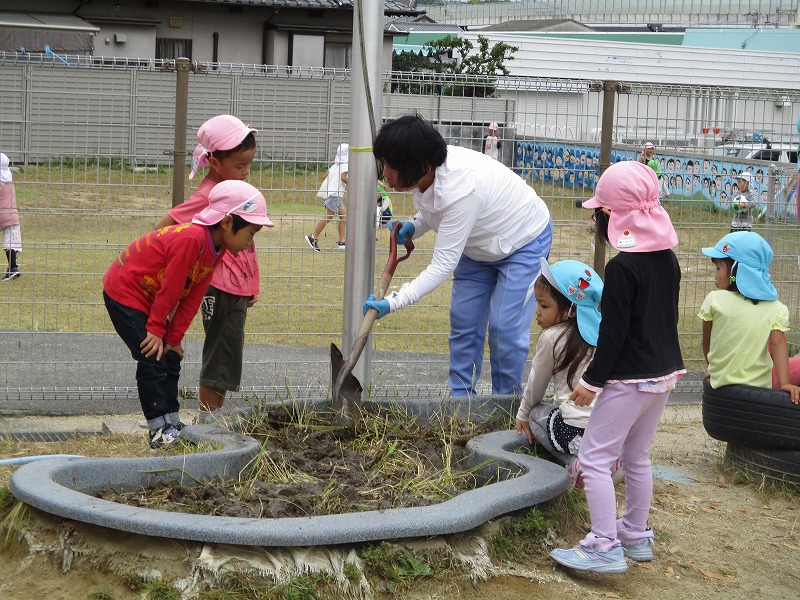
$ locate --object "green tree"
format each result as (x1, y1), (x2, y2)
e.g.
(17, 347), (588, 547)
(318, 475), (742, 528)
(423, 35), (518, 97)
(390, 50), (439, 94)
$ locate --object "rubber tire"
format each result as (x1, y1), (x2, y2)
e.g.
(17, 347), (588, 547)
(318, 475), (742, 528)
(724, 443), (800, 486)
(702, 380), (800, 450)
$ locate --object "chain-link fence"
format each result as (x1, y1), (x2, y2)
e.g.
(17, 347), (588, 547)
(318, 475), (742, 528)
(1, 54), (798, 412)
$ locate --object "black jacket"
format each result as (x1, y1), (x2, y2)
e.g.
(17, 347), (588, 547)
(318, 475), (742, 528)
(582, 249), (685, 387)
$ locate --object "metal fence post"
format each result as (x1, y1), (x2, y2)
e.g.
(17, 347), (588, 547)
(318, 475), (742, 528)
(171, 57), (191, 208)
(592, 79), (617, 277)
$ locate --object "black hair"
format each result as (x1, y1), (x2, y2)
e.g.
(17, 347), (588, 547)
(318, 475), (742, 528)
(712, 257), (758, 304)
(592, 208), (610, 246)
(534, 275), (595, 388)
(211, 132), (256, 160)
(208, 213), (250, 233)
(373, 115), (447, 189)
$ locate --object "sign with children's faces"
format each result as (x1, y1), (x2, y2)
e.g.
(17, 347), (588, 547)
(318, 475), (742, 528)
(514, 140), (796, 220)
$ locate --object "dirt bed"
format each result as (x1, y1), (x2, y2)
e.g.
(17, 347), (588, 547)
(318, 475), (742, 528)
(1, 404), (798, 599)
(99, 408), (495, 518)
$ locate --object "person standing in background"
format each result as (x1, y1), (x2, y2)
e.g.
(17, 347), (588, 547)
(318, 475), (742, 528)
(0, 153), (21, 281)
(483, 122), (502, 162)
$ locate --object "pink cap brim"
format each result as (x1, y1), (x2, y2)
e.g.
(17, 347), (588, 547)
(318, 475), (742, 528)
(192, 207), (274, 227)
(582, 196), (602, 209)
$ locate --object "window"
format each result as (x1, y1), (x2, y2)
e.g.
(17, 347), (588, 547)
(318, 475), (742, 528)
(156, 38), (192, 60)
(324, 42), (351, 69)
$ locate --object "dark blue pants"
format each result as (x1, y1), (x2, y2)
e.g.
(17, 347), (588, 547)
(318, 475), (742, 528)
(103, 292), (182, 429)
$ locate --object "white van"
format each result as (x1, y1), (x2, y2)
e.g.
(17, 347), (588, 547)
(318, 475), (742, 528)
(707, 142), (797, 164)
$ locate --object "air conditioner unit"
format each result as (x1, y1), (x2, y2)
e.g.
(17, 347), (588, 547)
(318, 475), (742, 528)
(114, 33), (127, 43)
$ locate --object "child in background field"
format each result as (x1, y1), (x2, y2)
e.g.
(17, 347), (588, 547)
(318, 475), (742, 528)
(104, 181), (273, 448)
(516, 259), (622, 487)
(730, 172), (756, 233)
(306, 143), (348, 251)
(482, 122), (502, 161)
(550, 160), (685, 574)
(154, 114), (260, 424)
(0, 153), (22, 280)
(699, 231), (800, 403)
(376, 180), (393, 236)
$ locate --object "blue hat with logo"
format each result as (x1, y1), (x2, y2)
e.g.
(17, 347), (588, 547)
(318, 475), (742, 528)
(539, 258), (604, 345)
(701, 231), (777, 301)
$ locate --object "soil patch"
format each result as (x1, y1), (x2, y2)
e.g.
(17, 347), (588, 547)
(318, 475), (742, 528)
(99, 407), (500, 518)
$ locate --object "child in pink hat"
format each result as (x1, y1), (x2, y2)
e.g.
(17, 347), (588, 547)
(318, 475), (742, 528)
(154, 114), (261, 424)
(0, 153), (22, 280)
(104, 180), (272, 448)
(551, 160), (685, 574)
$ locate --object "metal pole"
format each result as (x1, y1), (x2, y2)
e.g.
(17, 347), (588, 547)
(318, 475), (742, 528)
(593, 79), (617, 278)
(343, 1), (383, 388)
(766, 162), (776, 245)
(171, 57), (191, 208)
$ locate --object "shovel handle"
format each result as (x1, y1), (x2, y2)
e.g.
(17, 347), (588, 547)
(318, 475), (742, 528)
(350, 223), (415, 354)
(374, 221), (414, 301)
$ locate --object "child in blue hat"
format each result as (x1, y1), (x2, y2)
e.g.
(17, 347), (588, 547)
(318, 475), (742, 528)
(699, 231), (800, 403)
(516, 259), (621, 487)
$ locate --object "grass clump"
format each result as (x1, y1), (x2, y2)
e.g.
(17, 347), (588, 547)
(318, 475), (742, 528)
(360, 542), (435, 591)
(119, 573), (179, 600)
(1, 501), (31, 554)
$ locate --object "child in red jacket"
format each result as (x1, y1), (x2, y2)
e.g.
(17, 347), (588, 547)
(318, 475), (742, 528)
(103, 180), (273, 448)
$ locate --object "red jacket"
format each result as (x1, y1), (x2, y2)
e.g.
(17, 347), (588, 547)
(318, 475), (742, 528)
(103, 223), (223, 346)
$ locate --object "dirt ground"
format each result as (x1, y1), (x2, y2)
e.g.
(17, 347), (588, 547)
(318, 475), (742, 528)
(1, 404), (798, 600)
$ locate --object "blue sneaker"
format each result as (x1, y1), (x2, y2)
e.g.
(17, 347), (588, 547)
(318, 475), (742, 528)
(622, 538), (653, 562)
(550, 544), (628, 573)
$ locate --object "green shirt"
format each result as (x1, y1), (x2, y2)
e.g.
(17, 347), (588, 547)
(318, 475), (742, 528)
(699, 289), (789, 389)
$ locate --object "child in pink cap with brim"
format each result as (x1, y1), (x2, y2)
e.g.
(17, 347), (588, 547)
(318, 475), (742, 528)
(550, 160), (686, 574)
(154, 114), (262, 424)
(105, 180), (273, 449)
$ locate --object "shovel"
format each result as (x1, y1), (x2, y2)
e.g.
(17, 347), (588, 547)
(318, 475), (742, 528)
(331, 221), (414, 423)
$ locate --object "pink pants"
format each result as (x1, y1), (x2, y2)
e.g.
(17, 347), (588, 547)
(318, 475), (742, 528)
(771, 354), (800, 389)
(577, 381), (671, 552)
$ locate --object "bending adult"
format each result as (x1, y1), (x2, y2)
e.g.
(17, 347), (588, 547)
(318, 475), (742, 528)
(363, 115), (553, 396)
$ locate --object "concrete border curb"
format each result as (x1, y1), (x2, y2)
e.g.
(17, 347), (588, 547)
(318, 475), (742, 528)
(9, 398), (570, 546)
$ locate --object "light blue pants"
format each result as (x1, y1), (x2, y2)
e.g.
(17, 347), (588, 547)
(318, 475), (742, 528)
(448, 221), (553, 396)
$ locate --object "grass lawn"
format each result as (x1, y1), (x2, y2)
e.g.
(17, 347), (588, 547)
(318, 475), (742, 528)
(2, 162), (799, 370)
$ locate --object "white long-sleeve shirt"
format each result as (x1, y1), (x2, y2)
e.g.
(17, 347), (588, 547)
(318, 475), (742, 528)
(388, 146), (550, 312)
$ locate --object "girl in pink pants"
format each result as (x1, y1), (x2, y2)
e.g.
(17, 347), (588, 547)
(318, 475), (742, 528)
(550, 161), (686, 574)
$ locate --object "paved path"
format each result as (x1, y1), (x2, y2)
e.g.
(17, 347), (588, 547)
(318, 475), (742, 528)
(1, 331), (703, 417)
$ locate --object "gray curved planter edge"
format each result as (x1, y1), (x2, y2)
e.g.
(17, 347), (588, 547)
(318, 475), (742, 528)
(10, 426), (569, 546)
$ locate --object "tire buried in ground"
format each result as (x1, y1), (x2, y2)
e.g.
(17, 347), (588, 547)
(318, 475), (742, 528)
(702, 381), (800, 450)
(724, 443), (800, 487)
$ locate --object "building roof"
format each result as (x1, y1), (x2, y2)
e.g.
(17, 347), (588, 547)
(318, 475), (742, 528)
(478, 19), (594, 33)
(177, 0), (423, 16)
(392, 31), (459, 55)
(508, 31), (685, 46)
(0, 12), (99, 32)
(683, 27), (800, 53)
(387, 19), (463, 34)
(461, 32), (800, 90)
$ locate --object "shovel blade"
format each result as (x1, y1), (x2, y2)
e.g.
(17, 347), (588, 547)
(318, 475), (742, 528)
(330, 343), (363, 422)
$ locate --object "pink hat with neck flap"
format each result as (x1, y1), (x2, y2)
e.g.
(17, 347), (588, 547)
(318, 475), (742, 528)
(190, 114), (257, 179)
(583, 160), (677, 253)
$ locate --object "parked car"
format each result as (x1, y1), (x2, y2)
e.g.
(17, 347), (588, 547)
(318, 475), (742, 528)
(707, 141), (798, 164)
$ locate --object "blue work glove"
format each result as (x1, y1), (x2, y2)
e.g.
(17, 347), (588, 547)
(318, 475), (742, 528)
(396, 221), (415, 245)
(363, 293), (392, 319)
